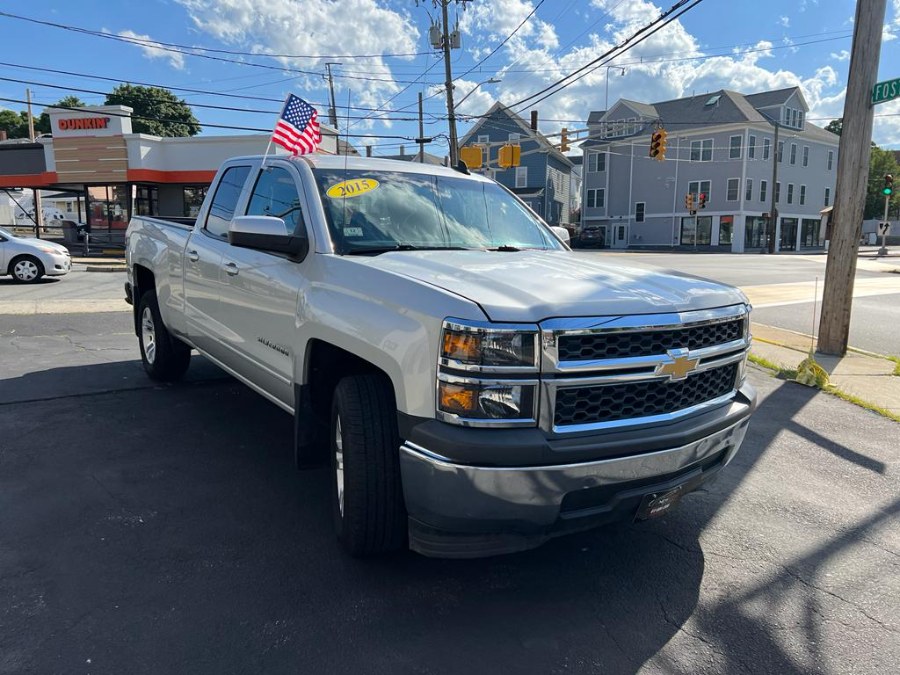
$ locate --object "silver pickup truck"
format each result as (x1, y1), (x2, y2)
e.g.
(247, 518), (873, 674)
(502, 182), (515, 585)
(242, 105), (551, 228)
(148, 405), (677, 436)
(126, 154), (756, 558)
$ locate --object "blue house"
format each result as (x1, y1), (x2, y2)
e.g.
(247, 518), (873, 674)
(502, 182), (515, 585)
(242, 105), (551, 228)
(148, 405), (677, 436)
(458, 102), (575, 227)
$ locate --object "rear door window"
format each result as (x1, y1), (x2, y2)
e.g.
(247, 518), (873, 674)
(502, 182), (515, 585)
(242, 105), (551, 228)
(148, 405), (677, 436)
(204, 165), (251, 238)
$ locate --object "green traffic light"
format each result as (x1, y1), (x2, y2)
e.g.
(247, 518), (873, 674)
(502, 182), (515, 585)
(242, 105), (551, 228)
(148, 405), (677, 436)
(884, 188), (893, 195)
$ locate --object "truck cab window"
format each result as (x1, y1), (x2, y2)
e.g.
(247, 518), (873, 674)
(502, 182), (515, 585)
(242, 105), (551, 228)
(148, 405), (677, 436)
(246, 166), (306, 235)
(204, 165), (251, 238)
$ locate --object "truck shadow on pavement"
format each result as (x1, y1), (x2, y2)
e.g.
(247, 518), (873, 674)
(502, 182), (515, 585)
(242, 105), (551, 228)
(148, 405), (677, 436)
(0, 362), (894, 674)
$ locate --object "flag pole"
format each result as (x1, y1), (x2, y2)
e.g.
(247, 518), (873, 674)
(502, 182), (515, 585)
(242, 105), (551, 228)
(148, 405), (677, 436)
(262, 95), (289, 169)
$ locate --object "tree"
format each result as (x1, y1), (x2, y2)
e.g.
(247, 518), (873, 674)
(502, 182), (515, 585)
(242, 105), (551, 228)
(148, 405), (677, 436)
(0, 109), (27, 138)
(825, 118), (842, 136)
(105, 84), (200, 137)
(36, 96), (87, 135)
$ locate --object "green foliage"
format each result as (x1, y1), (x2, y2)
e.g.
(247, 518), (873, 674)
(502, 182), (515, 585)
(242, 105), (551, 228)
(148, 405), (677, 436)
(0, 109), (27, 138)
(825, 118), (842, 136)
(105, 84), (200, 137)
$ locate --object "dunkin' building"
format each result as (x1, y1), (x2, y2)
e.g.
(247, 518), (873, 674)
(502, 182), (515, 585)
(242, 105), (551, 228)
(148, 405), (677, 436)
(0, 105), (340, 232)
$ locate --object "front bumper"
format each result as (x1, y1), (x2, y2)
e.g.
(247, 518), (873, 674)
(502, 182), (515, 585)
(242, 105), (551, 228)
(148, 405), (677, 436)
(42, 251), (71, 276)
(400, 384), (755, 558)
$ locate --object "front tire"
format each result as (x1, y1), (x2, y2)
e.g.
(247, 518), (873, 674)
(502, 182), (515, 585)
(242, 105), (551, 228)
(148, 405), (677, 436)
(138, 290), (191, 382)
(331, 374), (407, 557)
(10, 255), (44, 283)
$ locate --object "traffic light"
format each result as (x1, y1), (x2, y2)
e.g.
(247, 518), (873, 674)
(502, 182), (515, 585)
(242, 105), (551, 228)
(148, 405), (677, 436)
(649, 128), (668, 161)
(560, 127), (569, 152)
(685, 193), (695, 212)
(498, 144), (521, 169)
(883, 174), (894, 196)
(698, 192), (708, 209)
(459, 145), (483, 170)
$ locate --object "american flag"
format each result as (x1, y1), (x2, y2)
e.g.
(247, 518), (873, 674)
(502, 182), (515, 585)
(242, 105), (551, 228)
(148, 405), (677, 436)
(272, 94), (321, 155)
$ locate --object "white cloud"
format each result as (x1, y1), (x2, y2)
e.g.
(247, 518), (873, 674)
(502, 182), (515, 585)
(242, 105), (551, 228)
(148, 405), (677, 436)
(118, 30), (186, 70)
(778, 16), (790, 28)
(830, 50), (850, 62)
(175, 0), (419, 117)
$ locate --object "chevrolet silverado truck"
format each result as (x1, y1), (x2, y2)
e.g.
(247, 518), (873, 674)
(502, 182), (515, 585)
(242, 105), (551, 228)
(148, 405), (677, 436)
(126, 155), (757, 558)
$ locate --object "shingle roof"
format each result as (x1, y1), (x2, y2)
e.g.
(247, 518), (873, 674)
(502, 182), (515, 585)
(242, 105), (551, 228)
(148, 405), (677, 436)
(744, 87), (798, 108)
(379, 151), (444, 165)
(616, 99), (658, 117)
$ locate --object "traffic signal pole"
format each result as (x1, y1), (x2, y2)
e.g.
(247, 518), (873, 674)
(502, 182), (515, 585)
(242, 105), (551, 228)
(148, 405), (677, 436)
(879, 190), (890, 256)
(818, 0), (887, 355)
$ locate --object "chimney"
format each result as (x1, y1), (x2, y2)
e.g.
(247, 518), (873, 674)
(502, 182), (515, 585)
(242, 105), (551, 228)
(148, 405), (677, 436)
(366, 145), (372, 157)
(530, 111), (538, 131)
(400, 145), (405, 156)
(0, 130), (7, 141)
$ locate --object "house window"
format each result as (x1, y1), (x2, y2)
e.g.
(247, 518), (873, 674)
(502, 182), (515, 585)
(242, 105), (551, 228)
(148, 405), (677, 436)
(760, 180), (768, 203)
(763, 138), (771, 160)
(586, 189), (605, 208)
(775, 182), (781, 203)
(827, 150), (834, 170)
(508, 133), (520, 142)
(749, 135), (757, 159)
(515, 166), (528, 187)
(746, 178), (753, 201)
(688, 180), (711, 200)
(729, 135), (742, 159)
(726, 178), (740, 201)
(783, 108), (790, 125)
(635, 202), (645, 223)
(690, 139), (713, 162)
(787, 183), (794, 204)
(800, 185), (806, 205)
(790, 143), (797, 165)
(778, 141), (784, 163)
(798, 111), (804, 129)
(478, 135), (490, 163)
(802, 146), (809, 167)
(825, 187), (830, 207)
(588, 152), (606, 172)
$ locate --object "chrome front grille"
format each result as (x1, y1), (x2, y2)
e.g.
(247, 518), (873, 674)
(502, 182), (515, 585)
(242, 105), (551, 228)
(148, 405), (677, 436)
(554, 363), (738, 426)
(557, 318), (744, 361)
(540, 305), (750, 433)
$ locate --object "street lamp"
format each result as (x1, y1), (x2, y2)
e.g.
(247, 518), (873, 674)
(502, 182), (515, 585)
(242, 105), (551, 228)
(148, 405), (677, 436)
(448, 77), (501, 165)
(605, 66), (625, 111)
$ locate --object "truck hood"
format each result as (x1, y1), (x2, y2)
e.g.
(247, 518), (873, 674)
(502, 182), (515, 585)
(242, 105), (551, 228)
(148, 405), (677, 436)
(355, 250), (747, 322)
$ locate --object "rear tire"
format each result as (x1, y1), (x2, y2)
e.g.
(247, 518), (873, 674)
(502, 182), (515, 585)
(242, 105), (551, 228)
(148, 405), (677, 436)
(330, 374), (407, 557)
(138, 290), (191, 382)
(10, 255), (44, 283)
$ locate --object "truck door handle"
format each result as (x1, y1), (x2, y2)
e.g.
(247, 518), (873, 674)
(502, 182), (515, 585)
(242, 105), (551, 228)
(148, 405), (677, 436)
(224, 262), (239, 276)
(187, 250), (200, 263)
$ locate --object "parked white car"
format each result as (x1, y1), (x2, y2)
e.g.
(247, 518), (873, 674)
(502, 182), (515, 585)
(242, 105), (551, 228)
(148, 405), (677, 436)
(0, 226), (71, 282)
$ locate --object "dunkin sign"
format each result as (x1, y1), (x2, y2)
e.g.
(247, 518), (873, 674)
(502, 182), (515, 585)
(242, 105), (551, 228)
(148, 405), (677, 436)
(58, 117), (111, 131)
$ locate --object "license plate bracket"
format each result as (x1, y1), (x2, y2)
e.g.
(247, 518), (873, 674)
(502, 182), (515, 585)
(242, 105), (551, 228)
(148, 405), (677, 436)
(635, 484), (686, 521)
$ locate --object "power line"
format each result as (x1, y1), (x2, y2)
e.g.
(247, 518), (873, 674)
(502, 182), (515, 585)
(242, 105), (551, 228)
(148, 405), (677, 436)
(0, 11), (429, 60)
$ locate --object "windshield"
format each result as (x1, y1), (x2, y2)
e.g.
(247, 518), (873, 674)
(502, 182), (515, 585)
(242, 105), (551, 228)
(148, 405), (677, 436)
(313, 169), (561, 254)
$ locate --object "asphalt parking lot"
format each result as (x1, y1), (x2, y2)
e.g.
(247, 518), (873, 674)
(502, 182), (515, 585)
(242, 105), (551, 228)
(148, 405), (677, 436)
(1, 311), (898, 674)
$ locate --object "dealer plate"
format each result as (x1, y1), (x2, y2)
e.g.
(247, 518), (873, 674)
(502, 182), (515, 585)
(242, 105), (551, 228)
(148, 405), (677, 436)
(635, 484), (686, 521)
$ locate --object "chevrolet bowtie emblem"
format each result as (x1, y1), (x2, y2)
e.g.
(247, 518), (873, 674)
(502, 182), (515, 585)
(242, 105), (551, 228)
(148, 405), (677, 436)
(656, 349), (699, 381)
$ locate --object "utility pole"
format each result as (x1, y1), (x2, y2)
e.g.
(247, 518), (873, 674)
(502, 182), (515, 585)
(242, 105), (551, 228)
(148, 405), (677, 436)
(818, 0), (887, 355)
(26, 88), (43, 239)
(417, 92), (426, 163)
(324, 62), (340, 130)
(768, 121), (780, 253)
(440, 0), (459, 166)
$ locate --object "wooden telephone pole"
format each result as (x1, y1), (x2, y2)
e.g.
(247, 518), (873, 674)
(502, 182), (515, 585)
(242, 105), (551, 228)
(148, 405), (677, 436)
(818, 0), (887, 355)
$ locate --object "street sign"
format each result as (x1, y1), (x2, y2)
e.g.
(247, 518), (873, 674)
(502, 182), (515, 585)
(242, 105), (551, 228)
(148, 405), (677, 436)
(872, 78), (900, 105)
(878, 221), (891, 236)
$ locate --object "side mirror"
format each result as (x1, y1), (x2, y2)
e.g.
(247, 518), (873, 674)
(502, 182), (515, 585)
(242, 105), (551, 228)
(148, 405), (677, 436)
(550, 225), (571, 246)
(228, 216), (308, 258)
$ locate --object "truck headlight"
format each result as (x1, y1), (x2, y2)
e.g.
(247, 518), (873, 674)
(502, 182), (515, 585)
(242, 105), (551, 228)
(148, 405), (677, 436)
(440, 319), (538, 371)
(438, 379), (536, 421)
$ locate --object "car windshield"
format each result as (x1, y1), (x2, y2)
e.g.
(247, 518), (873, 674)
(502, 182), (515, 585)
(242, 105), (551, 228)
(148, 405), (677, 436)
(312, 168), (561, 255)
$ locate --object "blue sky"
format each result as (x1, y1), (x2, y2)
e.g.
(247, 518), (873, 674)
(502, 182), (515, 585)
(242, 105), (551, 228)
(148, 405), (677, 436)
(1, 0), (898, 153)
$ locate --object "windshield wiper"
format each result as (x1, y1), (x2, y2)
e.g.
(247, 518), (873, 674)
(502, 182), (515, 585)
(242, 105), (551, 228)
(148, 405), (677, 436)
(488, 245), (522, 252)
(345, 244), (471, 256)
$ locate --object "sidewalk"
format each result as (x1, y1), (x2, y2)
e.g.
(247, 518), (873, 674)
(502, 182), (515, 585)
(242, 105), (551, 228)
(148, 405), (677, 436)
(750, 322), (900, 421)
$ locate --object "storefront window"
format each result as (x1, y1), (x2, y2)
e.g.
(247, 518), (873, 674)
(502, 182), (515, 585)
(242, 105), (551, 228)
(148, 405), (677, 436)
(680, 216), (712, 246)
(135, 186), (158, 216)
(745, 216), (768, 248)
(718, 215), (733, 246)
(801, 218), (822, 247)
(183, 186), (208, 218)
(87, 185), (130, 232)
(780, 217), (798, 251)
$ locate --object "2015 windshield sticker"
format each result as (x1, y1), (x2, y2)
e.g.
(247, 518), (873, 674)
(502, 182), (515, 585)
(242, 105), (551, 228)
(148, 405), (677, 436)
(326, 178), (379, 199)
